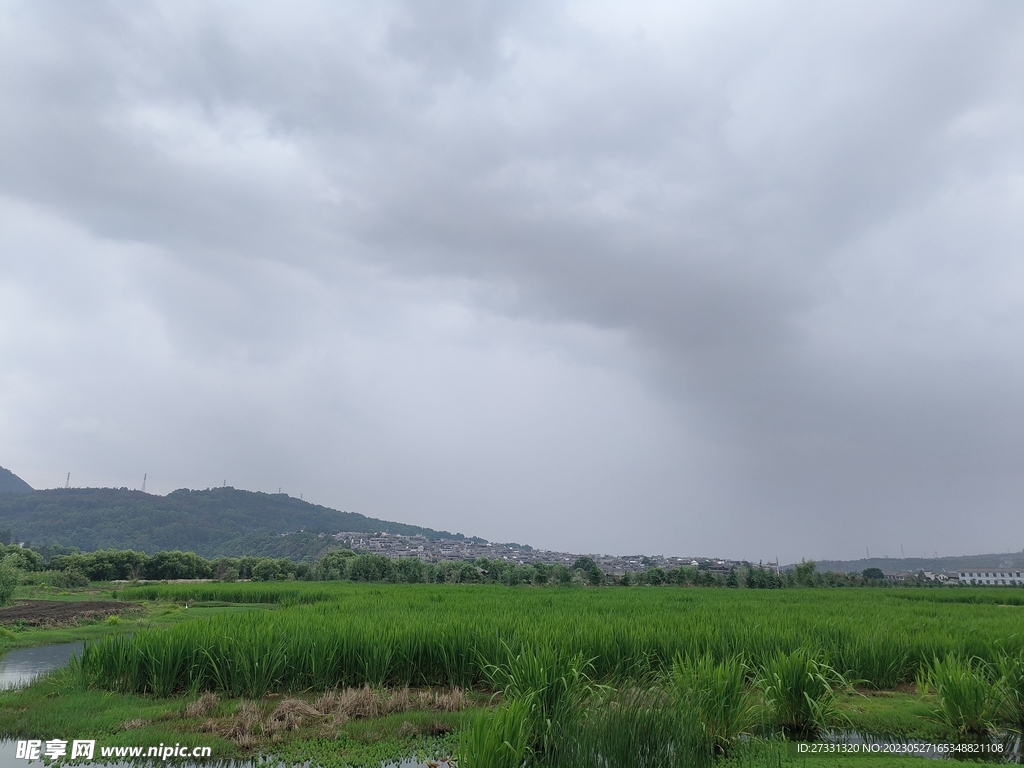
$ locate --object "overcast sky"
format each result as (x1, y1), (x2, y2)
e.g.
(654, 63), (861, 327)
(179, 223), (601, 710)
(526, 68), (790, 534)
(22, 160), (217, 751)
(1, 1), (1022, 563)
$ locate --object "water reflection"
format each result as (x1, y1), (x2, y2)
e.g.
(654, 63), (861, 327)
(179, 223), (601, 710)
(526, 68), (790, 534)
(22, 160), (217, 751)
(0, 642), (83, 691)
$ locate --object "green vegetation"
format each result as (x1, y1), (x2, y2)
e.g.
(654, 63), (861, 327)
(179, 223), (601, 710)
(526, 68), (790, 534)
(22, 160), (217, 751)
(757, 649), (848, 736)
(0, 557), (17, 605)
(671, 653), (758, 751)
(0, 466), (32, 494)
(78, 584), (1024, 695)
(10, 583), (1024, 765)
(918, 655), (1000, 735)
(0, 674), (464, 768)
(0, 486), (463, 557)
(996, 652), (1024, 731)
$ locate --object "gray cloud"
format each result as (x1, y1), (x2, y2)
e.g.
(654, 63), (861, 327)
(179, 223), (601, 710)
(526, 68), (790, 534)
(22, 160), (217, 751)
(2, 0), (1023, 561)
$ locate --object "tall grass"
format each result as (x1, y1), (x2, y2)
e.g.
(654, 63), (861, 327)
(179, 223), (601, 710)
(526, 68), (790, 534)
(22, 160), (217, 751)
(78, 584), (1024, 697)
(559, 688), (713, 768)
(757, 648), (847, 736)
(484, 646), (596, 761)
(458, 698), (534, 768)
(996, 653), (1024, 732)
(670, 653), (757, 752)
(919, 655), (1000, 735)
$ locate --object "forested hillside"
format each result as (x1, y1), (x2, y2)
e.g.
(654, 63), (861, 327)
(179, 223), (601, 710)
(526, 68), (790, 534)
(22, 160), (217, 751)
(0, 486), (461, 558)
(0, 466), (32, 493)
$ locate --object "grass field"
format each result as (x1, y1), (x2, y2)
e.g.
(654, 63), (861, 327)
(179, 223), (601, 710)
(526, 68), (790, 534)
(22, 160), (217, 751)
(7, 582), (1024, 766)
(86, 583), (1024, 695)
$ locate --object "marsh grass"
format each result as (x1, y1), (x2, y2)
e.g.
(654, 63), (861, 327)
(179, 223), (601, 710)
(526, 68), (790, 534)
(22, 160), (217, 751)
(918, 655), (1000, 735)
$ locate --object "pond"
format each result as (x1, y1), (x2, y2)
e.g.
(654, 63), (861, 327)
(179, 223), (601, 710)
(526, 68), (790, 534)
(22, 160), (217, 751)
(0, 642), (84, 691)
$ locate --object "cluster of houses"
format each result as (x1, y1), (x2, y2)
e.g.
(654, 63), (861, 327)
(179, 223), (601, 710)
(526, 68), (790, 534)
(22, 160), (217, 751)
(330, 531), (736, 575)
(881, 569), (1024, 586)
(328, 532), (1021, 587)
(957, 570), (1024, 586)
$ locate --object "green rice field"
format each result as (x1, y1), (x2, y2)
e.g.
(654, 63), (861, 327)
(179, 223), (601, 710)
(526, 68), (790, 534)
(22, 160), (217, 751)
(79, 583), (1024, 697)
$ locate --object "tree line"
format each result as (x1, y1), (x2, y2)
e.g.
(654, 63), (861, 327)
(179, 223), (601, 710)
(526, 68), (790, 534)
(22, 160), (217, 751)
(0, 542), (952, 597)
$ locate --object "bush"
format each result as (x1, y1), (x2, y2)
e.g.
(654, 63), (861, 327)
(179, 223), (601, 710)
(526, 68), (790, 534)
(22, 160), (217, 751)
(53, 569), (90, 588)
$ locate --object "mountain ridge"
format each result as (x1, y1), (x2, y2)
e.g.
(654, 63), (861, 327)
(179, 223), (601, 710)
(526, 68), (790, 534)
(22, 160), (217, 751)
(0, 466), (33, 493)
(0, 485), (470, 559)
(799, 552), (1024, 574)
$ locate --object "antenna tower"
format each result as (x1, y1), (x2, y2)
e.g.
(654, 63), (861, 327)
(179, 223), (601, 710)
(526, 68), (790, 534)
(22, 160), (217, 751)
(142, 473), (147, 493)
(65, 473), (70, 489)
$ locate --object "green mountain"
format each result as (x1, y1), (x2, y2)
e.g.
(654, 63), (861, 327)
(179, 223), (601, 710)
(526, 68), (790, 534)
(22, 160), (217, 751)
(0, 486), (465, 559)
(808, 552), (1024, 575)
(0, 466), (33, 493)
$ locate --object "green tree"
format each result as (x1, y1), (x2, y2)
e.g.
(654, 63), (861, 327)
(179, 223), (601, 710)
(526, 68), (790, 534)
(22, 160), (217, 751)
(862, 567), (885, 582)
(794, 560), (818, 587)
(0, 557), (19, 605)
(251, 558), (280, 581)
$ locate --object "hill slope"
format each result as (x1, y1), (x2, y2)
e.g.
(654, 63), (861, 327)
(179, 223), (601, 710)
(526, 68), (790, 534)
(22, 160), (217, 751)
(0, 466), (32, 493)
(0, 486), (466, 558)
(807, 552), (1024, 574)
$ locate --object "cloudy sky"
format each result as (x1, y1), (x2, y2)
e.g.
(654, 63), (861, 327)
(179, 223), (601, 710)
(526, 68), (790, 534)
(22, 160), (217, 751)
(1, 1), (1022, 563)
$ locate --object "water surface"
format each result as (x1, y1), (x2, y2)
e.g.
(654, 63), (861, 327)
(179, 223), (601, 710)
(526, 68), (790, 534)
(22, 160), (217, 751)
(0, 642), (83, 691)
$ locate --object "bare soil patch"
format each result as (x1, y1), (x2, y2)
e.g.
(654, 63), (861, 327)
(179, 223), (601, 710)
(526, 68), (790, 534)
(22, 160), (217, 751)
(0, 600), (140, 627)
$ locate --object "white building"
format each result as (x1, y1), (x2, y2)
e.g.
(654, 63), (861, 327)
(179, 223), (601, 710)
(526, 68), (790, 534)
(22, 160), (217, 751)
(959, 570), (1024, 586)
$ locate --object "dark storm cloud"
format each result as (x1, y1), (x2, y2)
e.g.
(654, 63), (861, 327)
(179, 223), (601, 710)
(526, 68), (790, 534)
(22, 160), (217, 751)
(1, 1), (1023, 561)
